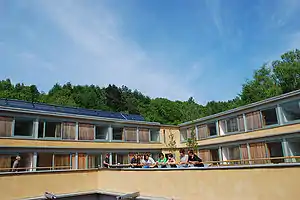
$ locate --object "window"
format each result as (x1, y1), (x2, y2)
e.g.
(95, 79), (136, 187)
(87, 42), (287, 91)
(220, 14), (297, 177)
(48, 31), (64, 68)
(150, 129), (160, 142)
(0, 116), (13, 137)
(62, 122), (76, 140)
(125, 127), (137, 142)
(79, 123), (94, 140)
(246, 111), (262, 131)
(180, 129), (188, 141)
(37, 153), (53, 170)
(14, 118), (33, 136)
(249, 142), (268, 164)
(207, 123), (217, 136)
(261, 108), (278, 126)
(226, 117), (238, 133)
(139, 128), (150, 143)
(112, 127), (124, 140)
(87, 155), (101, 169)
(95, 126), (108, 140)
(286, 138), (300, 162)
(199, 149), (219, 162)
(44, 122), (61, 138)
(222, 146), (240, 164)
(78, 153), (87, 169)
(220, 115), (244, 135)
(266, 142), (284, 164)
(54, 154), (71, 170)
(0, 153), (32, 172)
(197, 125), (208, 139)
(281, 100), (300, 122)
(38, 122), (44, 138)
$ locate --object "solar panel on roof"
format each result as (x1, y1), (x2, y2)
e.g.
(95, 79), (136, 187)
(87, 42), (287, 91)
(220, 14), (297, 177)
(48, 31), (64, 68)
(33, 103), (57, 112)
(0, 99), (7, 106)
(8, 99), (34, 109)
(0, 98), (146, 121)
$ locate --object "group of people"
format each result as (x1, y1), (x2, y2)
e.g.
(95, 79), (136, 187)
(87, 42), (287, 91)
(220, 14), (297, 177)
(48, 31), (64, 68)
(103, 149), (204, 168)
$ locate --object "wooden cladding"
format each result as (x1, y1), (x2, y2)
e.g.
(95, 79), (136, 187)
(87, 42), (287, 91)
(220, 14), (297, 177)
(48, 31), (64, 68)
(0, 155), (11, 171)
(62, 122), (76, 140)
(139, 128), (149, 142)
(78, 154), (87, 169)
(199, 149), (219, 162)
(54, 154), (70, 168)
(249, 142), (267, 164)
(246, 111), (262, 131)
(125, 128), (137, 142)
(79, 124), (94, 140)
(0, 116), (13, 137)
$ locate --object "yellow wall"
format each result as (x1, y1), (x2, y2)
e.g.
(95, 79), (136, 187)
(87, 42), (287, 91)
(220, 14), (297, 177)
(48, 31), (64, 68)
(0, 170), (98, 200)
(0, 167), (299, 200)
(0, 138), (164, 149)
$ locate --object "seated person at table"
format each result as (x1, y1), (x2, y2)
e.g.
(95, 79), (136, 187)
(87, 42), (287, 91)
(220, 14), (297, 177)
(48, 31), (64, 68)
(156, 153), (167, 168)
(130, 154), (142, 168)
(188, 150), (204, 167)
(141, 154), (155, 168)
(178, 149), (188, 168)
(166, 154), (177, 168)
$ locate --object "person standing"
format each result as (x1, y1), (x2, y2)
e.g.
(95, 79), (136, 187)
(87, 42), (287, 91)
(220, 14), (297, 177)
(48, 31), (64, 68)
(12, 156), (21, 172)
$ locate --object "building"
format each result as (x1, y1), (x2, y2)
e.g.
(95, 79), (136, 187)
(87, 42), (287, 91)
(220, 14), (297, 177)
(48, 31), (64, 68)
(1, 90), (300, 171)
(1, 90), (300, 200)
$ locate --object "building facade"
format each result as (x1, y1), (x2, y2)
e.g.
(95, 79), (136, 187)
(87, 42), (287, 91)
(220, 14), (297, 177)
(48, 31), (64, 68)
(1, 89), (300, 171)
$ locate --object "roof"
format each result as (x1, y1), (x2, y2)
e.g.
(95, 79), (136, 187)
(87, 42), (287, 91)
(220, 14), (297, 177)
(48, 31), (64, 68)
(0, 98), (147, 122)
(180, 89), (300, 127)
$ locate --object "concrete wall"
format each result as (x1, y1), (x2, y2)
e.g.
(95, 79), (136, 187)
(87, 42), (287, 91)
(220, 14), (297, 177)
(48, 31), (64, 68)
(0, 166), (299, 200)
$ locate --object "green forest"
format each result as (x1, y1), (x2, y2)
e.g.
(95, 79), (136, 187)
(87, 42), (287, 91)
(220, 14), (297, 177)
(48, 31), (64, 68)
(1, 49), (299, 125)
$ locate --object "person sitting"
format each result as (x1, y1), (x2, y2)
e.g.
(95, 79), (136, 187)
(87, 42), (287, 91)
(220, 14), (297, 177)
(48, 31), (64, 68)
(178, 149), (188, 168)
(141, 154), (155, 168)
(188, 150), (204, 167)
(130, 154), (142, 168)
(166, 154), (176, 168)
(156, 153), (167, 168)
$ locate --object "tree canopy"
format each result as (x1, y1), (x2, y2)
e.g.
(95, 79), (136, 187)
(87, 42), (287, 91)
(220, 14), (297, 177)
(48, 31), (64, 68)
(0, 49), (299, 125)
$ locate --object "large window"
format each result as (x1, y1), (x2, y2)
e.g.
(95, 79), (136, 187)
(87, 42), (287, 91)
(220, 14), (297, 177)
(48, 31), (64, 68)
(62, 122), (76, 140)
(95, 126), (108, 140)
(112, 127), (124, 141)
(281, 100), (300, 122)
(14, 118), (33, 136)
(150, 129), (160, 142)
(87, 155), (101, 169)
(199, 149), (219, 163)
(261, 108), (278, 126)
(54, 154), (71, 170)
(220, 115), (244, 134)
(41, 121), (61, 138)
(0, 153), (32, 172)
(139, 128), (150, 143)
(79, 123), (94, 140)
(249, 142), (268, 164)
(222, 146), (240, 164)
(0, 116), (13, 137)
(246, 111), (262, 131)
(37, 153), (53, 170)
(197, 125), (208, 139)
(180, 129), (188, 141)
(207, 122), (217, 137)
(286, 138), (300, 162)
(266, 142), (284, 164)
(125, 127), (137, 142)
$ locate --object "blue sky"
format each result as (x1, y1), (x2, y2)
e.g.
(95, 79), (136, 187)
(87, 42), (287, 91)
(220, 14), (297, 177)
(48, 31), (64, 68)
(0, 0), (300, 104)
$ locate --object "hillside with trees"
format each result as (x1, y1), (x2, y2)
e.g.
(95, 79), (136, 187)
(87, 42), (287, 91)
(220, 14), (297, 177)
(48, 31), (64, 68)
(0, 49), (299, 125)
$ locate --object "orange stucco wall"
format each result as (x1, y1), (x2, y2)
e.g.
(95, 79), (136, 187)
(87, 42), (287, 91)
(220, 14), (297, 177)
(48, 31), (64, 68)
(0, 166), (299, 200)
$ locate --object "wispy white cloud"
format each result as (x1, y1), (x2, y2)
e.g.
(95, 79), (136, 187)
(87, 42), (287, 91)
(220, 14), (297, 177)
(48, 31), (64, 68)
(28, 0), (196, 101)
(205, 0), (223, 36)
